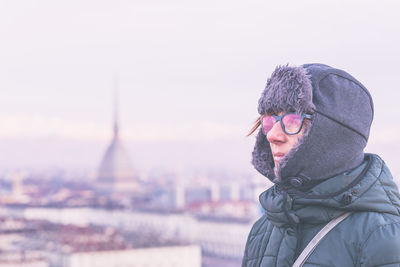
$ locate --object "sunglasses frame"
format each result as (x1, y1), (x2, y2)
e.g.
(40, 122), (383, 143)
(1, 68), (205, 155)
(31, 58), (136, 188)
(261, 112), (313, 135)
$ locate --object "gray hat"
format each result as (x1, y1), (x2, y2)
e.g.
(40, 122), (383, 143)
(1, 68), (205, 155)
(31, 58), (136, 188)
(252, 63), (374, 189)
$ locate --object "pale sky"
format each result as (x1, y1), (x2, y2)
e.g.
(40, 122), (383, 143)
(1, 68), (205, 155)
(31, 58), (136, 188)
(1, 0), (400, 174)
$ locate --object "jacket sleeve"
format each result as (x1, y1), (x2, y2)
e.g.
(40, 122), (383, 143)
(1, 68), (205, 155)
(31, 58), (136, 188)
(359, 222), (400, 266)
(242, 219), (258, 267)
(242, 215), (268, 267)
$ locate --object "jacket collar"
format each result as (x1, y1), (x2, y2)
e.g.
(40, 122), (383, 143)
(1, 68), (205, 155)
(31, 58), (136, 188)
(259, 154), (400, 227)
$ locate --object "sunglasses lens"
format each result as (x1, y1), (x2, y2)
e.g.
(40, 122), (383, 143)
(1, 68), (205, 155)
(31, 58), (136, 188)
(282, 114), (302, 134)
(262, 115), (275, 134)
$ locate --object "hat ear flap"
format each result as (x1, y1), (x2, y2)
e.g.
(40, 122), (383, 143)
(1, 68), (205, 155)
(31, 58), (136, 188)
(274, 119), (313, 181)
(251, 129), (275, 181)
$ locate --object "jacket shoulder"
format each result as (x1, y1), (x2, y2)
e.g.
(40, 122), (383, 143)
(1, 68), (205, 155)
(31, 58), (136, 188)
(357, 212), (400, 266)
(248, 215), (270, 238)
(303, 212), (400, 267)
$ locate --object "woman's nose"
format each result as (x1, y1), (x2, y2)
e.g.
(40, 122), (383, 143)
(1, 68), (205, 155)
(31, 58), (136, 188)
(267, 121), (286, 143)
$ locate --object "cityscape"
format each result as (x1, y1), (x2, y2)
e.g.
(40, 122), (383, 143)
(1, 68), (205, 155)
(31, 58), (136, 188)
(0, 90), (270, 267)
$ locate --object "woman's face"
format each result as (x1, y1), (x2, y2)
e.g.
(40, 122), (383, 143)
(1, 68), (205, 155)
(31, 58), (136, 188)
(266, 112), (305, 166)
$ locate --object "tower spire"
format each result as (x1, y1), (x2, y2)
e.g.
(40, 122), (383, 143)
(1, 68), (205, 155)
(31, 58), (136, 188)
(113, 73), (119, 139)
(96, 72), (136, 191)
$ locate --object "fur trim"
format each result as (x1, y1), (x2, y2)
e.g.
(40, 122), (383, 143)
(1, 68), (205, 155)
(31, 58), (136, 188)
(258, 65), (315, 115)
(251, 129), (274, 179)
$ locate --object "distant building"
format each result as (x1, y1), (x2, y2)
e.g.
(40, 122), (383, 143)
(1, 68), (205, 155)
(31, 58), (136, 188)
(96, 78), (137, 193)
(0, 172), (29, 204)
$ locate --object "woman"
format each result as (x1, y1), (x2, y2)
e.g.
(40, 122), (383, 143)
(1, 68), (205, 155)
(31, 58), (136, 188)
(242, 64), (400, 267)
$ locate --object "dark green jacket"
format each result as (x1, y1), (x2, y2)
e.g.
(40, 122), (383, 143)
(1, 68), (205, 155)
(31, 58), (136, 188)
(242, 154), (400, 266)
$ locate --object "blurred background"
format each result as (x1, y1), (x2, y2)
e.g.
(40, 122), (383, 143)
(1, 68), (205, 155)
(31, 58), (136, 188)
(0, 0), (399, 266)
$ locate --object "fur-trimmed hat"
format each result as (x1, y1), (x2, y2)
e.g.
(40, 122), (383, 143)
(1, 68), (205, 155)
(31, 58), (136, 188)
(258, 65), (315, 115)
(252, 63), (374, 190)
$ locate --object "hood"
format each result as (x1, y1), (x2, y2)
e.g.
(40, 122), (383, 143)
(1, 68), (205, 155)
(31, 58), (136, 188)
(260, 154), (400, 227)
(252, 63), (374, 189)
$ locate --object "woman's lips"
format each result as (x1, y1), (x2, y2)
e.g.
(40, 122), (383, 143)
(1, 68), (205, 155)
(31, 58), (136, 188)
(273, 153), (285, 163)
